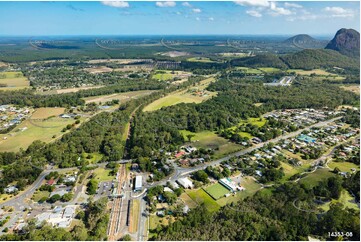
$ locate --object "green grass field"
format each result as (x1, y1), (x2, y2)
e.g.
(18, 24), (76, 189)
(0, 71), (30, 90)
(187, 57), (218, 63)
(83, 90), (155, 104)
(328, 161), (359, 172)
(238, 117), (267, 127)
(204, 183), (230, 200)
(32, 190), (50, 202)
(319, 189), (359, 212)
(152, 72), (174, 81)
(258, 67), (281, 73)
(179, 193), (198, 208)
(143, 77), (216, 112)
(92, 167), (115, 182)
(235, 67), (263, 74)
(216, 176), (262, 206)
(0, 118), (76, 152)
(187, 189), (220, 212)
(299, 168), (336, 187)
(179, 130), (242, 159)
(286, 69), (337, 76)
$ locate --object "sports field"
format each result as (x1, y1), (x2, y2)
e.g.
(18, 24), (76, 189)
(204, 183), (230, 200)
(187, 188), (220, 212)
(143, 77), (216, 112)
(0, 71), (30, 90)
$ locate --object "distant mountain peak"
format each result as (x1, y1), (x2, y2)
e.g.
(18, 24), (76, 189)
(284, 34), (326, 49)
(325, 28), (360, 58)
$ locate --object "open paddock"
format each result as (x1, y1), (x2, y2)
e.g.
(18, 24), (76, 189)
(0, 71), (30, 90)
(0, 108), (82, 152)
(187, 189), (220, 212)
(84, 66), (113, 74)
(30, 107), (65, 119)
(180, 130), (242, 159)
(340, 85), (360, 95)
(143, 77), (216, 111)
(83, 90), (155, 104)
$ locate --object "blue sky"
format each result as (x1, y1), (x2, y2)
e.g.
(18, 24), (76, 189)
(0, 1), (359, 36)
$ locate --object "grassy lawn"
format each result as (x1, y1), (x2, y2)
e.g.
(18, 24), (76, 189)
(328, 161), (359, 173)
(129, 199), (140, 233)
(238, 117), (266, 127)
(216, 176), (262, 206)
(84, 153), (103, 164)
(179, 130), (242, 159)
(238, 131), (253, 139)
(299, 168), (336, 187)
(0, 71), (30, 90)
(152, 72), (174, 81)
(149, 215), (175, 230)
(204, 183), (230, 200)
(319, 190), (359, 212)
(143, 77), (216, 112)
(179, 193), (198, 208)
(187, 189), (220, 212)
(92, 167), (115, 182)
(83, 90), (155, 104)
(32, 190), (50, 202)
(279, 161), (305, 182)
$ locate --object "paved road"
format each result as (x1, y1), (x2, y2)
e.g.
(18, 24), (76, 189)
(147, 117), (342, 187)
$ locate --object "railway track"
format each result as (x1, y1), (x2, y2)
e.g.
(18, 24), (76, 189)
(107, 164), (127, 241)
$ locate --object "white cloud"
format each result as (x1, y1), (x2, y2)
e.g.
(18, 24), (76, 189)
(101, 1), (129, 8)
(284, 2), (303, 9)
(246, 10), (262, 18)
(182, 2), (192, 8)
(192, 8), (202, 13)
(268, 2), (293, 16)
(234, 0), (270, 8)
(323, 6), (354, 18)
(156, 1), (176, 8)
(208, 17), (214, 21)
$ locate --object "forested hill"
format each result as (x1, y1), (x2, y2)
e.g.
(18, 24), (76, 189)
(155, 182), (360, 241)
(230, 54), (288, 69)
(281, 49), (360, 71)
(230, 49), (359, 72)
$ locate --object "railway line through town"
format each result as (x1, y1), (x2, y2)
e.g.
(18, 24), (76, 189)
(107, 164), (128, 241)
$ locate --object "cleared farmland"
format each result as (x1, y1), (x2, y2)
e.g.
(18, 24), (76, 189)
(0, 71), (30, 90)
(83, 90), (155, 104)
(143, 77), (216, 112)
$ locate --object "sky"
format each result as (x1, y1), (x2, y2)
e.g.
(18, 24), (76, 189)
(0, 1), (359, 36)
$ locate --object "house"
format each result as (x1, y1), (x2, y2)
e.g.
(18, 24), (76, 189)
(4, 185), (18, 194)
(175, 151), (186, 158)
(47, 179), (56, 185)
(177, 177), (194, 189)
